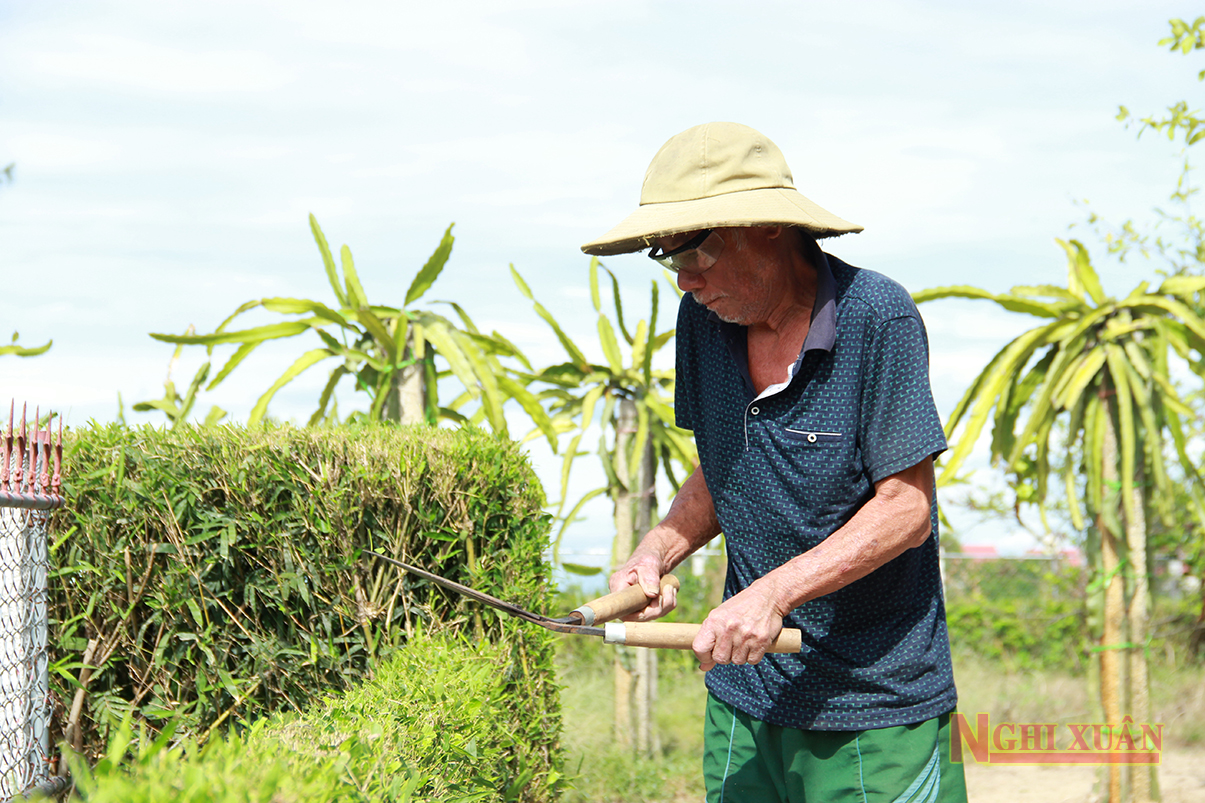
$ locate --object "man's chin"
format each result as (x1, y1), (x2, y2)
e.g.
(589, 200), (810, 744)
(692, 296), (742, 324)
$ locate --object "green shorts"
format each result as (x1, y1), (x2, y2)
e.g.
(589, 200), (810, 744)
(703, 694), (968, 803)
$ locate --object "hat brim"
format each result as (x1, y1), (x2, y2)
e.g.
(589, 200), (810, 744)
(581, 187), (863, 256)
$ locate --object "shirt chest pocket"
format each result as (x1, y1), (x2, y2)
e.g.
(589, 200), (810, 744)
(782, 427), (842, 445)
(776, 426), (857, 480)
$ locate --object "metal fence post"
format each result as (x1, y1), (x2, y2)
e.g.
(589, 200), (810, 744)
(0, 404), (67, 801)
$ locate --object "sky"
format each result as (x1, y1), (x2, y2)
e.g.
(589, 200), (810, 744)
(2, 0), (1203, 573)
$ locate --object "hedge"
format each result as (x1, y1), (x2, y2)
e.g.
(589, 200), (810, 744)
(71, 632), (561, 802)
(49, 423), (560, 801)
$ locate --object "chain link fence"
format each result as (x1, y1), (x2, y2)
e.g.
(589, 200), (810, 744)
(0, 409), (66, 801)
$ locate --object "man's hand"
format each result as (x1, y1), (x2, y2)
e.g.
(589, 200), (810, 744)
(608, 550), (678, 621)
(692, 581), (787, 671)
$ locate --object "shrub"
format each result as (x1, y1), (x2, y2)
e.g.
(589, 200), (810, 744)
(72, 633), (562, 802)
(50, 423), (559, 801)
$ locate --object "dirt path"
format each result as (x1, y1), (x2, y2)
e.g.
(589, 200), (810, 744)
(964, 747), (1205, 802)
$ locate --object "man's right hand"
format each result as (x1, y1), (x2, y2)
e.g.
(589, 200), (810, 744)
(608, 550), (678, 621)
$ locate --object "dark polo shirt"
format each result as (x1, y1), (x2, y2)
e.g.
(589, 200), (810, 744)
(674, 247), (957, 731)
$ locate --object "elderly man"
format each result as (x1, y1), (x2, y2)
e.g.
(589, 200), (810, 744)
(581, 123), (967, 802)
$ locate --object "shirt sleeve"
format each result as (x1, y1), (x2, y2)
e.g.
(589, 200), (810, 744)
(858, 313), (947, 483)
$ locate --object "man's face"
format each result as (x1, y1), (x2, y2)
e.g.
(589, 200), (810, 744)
(655, 227), (780, 326)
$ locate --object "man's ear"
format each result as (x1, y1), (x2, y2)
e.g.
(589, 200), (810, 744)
(764, 225), (784, 240)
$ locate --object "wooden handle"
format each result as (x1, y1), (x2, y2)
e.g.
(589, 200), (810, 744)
(603, 622), (803, 653)
(575, 575), (681, 624)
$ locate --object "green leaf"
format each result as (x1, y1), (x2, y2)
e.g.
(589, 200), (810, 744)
(913, 285), (1074, 318)
(1148, 369), (1193, 416)
(1064, 392), (1088, 532)
(1009, 284), (1084, 302)
(310, 214), (348, 308)
(940, 324), (1060, 480)
(1058, 239), (1107, 305)
(1122, 356), (1168, 521)
(497, 374), (557, 453)
(1122, 339), (1152, 379)
(207, 342), (259, 391)
(489, 329), (533, 373)
(177, 361), (211, 426)
(261, 298), (349, 326)
(628, 403), (651, 486)
(341, 245), (368, 309)
(248, 349), (331, 425)
(308, 365), (349, 426)
(1129, 296), (1205, 342)
(510, 264), (534, 299)
(436, 300), (482, 335)
(645, 280), (660, 380)
(131, 399), (180, 416)
(992, 347), (1055, 459)
(605, 265), (635, 345)
(533, 301), (589, 369)
(1084, 391), (1103, 515)
(150, 321), (312, 346)
(405, 223), (455, 306)
(351, 307), (397, 363)
(597, 315), (623, 374)
(556, 385), (605, 513)
(1155, 274), (1205, 298)
(560, 562), (603, 576)
(1054, 348), (1107, 410)
(552, 486), (608, 565)
(1103, 345), (1137, 528)
(589, 257), (601, 313)
(630, 319), (649, 376)
(0, 339), (52, 357)
(1005, 327), (1098, 468)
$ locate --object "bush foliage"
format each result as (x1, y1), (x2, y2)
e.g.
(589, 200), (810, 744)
(50, 423), (559, 801)
(72, 633), (562, 802)
(943, 558), (1088, 670)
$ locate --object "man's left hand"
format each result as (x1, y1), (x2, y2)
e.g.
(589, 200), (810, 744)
(692, 581), (787, 671)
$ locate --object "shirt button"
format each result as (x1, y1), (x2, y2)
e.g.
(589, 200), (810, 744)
(751, 407), (760, 415)
(807, 433), (817, 443)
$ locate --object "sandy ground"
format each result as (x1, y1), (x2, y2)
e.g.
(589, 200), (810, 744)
(963, 747), (1205, 803)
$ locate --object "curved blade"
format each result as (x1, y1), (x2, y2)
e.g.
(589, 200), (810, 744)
(365, 550), (604, 637)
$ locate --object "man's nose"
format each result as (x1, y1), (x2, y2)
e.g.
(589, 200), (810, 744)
(677, 270), (705, 292)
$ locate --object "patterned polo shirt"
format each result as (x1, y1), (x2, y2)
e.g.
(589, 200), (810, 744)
(674, 246), (957, 731)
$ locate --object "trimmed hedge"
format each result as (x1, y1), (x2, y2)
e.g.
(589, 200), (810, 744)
(72, 633), (562, 802)
(50, 423), (560, 801)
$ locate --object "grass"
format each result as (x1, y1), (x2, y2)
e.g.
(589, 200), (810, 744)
(953, 649), (1205, 747)
(556, 642), (707, 803)
(555, 641), (1205, 802)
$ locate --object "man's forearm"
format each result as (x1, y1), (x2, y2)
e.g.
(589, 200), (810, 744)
(631, 465), (721, 571)
(609, 466), (720, 603)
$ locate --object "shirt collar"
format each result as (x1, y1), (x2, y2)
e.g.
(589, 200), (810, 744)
(799, 240), (837, 354)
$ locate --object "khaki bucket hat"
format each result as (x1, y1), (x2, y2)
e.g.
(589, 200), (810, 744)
(581, 122), (862, 256)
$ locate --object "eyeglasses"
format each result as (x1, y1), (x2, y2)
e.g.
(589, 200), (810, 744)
(647, 229), (724, 274)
